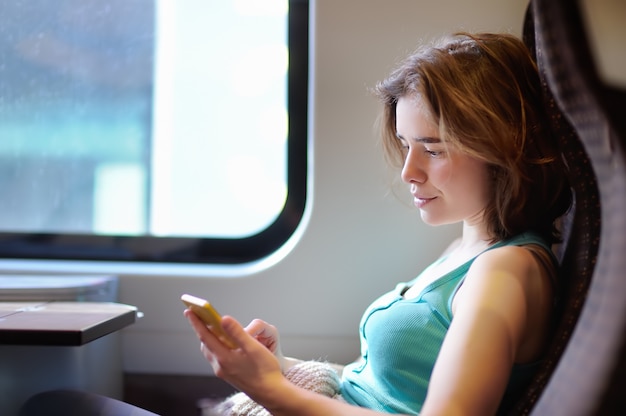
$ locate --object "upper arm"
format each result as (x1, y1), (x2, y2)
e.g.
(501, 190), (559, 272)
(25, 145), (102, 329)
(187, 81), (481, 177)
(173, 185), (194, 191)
(420, 246), (545, 416)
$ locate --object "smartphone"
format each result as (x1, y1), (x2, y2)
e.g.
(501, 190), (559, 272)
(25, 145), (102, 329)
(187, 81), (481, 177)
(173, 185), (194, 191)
(181, 293), (237, 349)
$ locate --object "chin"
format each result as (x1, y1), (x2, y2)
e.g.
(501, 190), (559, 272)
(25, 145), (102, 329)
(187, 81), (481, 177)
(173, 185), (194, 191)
(420, 213), (458, 227)
(420, 215), (444, 227)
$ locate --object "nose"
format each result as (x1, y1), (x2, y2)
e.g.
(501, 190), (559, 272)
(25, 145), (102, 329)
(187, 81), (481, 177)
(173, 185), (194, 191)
(400, 150), (427, 185)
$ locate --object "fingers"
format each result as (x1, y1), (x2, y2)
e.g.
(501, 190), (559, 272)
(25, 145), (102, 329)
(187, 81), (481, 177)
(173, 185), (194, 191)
(184, 309), (278, 363)
(245, 318), (270, 336)
(186, 310), (286, 393)
(184, 309), (229, 352)
(244, 319), (281, 353)
(221, 315), (253, 350)
(246, 319), (279, 339)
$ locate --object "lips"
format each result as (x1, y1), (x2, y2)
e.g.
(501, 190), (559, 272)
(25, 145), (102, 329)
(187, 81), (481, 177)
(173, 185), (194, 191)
(413, 195), (436, 208)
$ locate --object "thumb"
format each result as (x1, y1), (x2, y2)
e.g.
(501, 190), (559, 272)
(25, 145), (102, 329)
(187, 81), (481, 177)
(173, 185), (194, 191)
(221, 315), (254, 349)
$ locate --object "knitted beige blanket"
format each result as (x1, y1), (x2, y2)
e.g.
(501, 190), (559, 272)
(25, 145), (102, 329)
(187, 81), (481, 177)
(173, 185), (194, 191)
(203, 361), (341, 416)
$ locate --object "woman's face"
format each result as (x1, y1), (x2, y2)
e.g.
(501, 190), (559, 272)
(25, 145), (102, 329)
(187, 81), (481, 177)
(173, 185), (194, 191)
(395, 96), (491, 228)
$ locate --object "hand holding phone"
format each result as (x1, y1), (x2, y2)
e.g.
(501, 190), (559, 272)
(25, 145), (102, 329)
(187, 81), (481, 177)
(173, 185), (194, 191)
(181, 293), (237, 349)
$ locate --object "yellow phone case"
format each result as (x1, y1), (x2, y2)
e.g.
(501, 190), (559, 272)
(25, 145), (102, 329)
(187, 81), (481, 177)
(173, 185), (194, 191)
(181, 293), (237, 349)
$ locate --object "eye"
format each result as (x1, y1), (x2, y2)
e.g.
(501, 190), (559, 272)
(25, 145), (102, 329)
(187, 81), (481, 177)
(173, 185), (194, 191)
(425, 148), (444, 157)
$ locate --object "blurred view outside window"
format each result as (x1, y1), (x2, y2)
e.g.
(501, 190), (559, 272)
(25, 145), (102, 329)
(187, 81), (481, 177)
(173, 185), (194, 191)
(0, 0), (288, 238)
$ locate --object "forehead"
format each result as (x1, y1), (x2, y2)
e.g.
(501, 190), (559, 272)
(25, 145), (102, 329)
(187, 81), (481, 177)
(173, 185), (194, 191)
(395, 96), (439, 137)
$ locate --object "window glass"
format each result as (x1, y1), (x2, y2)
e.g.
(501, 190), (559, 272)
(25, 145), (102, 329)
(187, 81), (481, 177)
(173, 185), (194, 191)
(0, 0), (308, 263)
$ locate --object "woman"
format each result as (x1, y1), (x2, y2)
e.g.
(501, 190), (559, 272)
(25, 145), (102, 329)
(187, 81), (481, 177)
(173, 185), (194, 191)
(185, 32), (572, 415)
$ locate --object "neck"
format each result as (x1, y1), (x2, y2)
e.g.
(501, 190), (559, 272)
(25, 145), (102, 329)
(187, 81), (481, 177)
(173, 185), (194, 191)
(458, 222), (492, 252)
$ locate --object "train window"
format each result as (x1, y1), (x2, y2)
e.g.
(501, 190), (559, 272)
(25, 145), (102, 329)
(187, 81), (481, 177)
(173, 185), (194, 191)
(0, 0), (308, 264)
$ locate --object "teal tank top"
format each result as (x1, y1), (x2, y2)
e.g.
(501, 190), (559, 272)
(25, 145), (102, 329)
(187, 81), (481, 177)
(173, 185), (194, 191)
(340, 233), (554, 414)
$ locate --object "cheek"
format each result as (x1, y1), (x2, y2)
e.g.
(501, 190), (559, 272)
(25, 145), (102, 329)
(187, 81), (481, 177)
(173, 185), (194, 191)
(456, 165), (491, 206)
(443, 160), (490, 203)
(429, 163), (455, 188)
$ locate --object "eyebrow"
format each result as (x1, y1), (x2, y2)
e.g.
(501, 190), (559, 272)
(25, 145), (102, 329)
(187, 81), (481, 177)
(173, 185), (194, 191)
(395, 133), (441, 144)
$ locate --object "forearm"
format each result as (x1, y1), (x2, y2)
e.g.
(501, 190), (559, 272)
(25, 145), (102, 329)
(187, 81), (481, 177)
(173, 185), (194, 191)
(260, 377), (387, 416)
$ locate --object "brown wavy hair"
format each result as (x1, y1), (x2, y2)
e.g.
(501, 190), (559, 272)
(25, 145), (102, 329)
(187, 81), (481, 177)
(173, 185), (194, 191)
(375, 32), (572, 244)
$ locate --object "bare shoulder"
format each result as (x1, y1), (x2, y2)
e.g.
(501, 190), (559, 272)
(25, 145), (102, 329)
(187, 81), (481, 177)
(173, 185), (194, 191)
(471, 245), (542, 278)
(428, 244), (554, 415)
(453, 244), (550, 316)
(454, 244), (553, 362)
